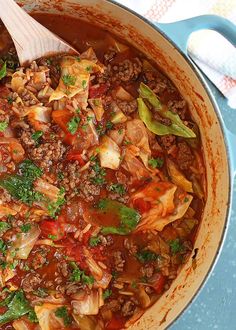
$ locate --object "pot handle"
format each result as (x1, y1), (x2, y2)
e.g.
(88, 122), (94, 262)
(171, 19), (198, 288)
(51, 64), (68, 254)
(155, 15), (236, 176)
(156, 15), (236, 51)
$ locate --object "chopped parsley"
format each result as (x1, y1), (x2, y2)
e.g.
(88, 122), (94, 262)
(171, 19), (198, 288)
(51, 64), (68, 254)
(70, 262), (94, 285)
(47, 187), (65, 218)
(20, 223), (31, 233)
(55, 306), (72, 326)
(33, 287), (48, 298)
(136, 250), (158, 263)
(86, 65), (92, 72)
(0, 239), (7, 255)
(87, 115), (93, 122)
(19, 160), (43, 181)
(0, 160), (43, 205)
(0, 121), (8, 132)
(123, 140), (131, 145)
(103, 289), (112, 300)
(48, 234), (57, 240)
(82, 80), (87, 89)
(90, 158), (106, 186)
(108, 183), (126, 196)
(0, 222), (11, 233)
(97, 199), (141, 235)
(31, 131), (43, 144)
(7, 96), (13, 104)
(96, 123), (105, 136)
(62, 74), (76, 86)
(0, 62), (7, 80)
(89, 236), (101, 247)
(67, 116), (80, 135)
(169, 239), (183, 254)
(148, 157), (164, 169)
(0, 290), (37, 325)
(27, 309), (38, 323)
(57, 172), (64, 180)
(106, 121), (113, 131)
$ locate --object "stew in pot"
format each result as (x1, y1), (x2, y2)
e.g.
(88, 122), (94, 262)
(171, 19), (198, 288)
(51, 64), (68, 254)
(0, 14), (206, 330)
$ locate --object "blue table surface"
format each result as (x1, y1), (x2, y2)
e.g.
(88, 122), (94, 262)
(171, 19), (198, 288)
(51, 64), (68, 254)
(171, 80), (236, 330)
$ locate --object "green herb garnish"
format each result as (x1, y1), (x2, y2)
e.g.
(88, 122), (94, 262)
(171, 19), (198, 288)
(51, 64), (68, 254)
(108, 183), (126, 196)
(0, 160), (43, 205)
(70, 262), (94, 286)
(148, 157), (164, 169)
(89, 236), (101, 247)
(55, 306), (72, 327)
(106, 121), (113, 131)
(62, 74), (76, 86)
(31, 131), (43, 144)
(103, 289), (112, 300)
(0, 239), (7, 255)
(20, 223), (31, 233)
(0, 62), (7, 80)
(67, 116), (80, 135)
(0, 222), (11, 233)
(136, 250), (158, 263)
(169, 239), (183, 254)
(47, 187), (65, 218)
(82, 80), (87, 89)
(97, 199), (141, 235)
(0, 121), (8, 132)
(90, 158), (106, 186)
(0, 290), (37, 325)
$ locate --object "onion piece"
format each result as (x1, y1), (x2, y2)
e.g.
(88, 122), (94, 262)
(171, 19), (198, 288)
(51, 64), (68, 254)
(99, 135), (120, 170)
(34, 303), (64, 330)
(71, 289), (104, 316)
(88, 98), (104, 121)
(112, 86), (133, 101)
(12, 319), (31, 330)
(73, 314), (104, 330)
(167, 158), (193, 192)
(11, 224), (40, 260)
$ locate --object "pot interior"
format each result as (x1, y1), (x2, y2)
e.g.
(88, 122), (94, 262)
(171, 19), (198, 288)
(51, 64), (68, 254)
(18, 1), (230, 328)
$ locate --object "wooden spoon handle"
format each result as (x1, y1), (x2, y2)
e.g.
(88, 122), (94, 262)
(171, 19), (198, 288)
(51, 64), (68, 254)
(0, 0), (77, 65)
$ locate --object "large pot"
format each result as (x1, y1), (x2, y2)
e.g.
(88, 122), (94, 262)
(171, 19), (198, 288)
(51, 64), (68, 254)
(18, 0), (236, 328)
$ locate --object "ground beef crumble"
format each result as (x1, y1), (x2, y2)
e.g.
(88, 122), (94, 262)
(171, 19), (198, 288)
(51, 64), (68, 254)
(176, 141), (194, 170)
(22, 272), (42, 293)
(111, 58), (142, 82)
(30, 140), (66, 171)
(117, 99), (137, 115)
(113, 251), (125, 272)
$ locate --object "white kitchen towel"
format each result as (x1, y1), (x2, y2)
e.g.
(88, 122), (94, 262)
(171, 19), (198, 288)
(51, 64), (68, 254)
(114, 0), (236, 108)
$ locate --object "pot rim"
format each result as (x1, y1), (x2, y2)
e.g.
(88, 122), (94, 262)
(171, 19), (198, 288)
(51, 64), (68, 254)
(104, 0), (232, 327)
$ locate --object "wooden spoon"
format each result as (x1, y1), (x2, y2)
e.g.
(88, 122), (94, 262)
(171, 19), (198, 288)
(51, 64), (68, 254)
(0, 0), (78, 65)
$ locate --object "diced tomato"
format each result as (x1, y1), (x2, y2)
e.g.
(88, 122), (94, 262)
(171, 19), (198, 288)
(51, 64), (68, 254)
(52, 110), (72, 132)
(64, 132), (77, 145)
(52, 110), (78, 145)
(106, 317), (126, 330)
(66, 151), (85, 165)
(39, 220), (65, 241)
(152, 273), (166, 294)
(66, 244), (87, 269)
(89, 83), (108, 98)
(133, 198), (151, 214)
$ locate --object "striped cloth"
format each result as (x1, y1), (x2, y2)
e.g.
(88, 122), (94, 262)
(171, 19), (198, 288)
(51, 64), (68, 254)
(114, 0), (236, 108)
